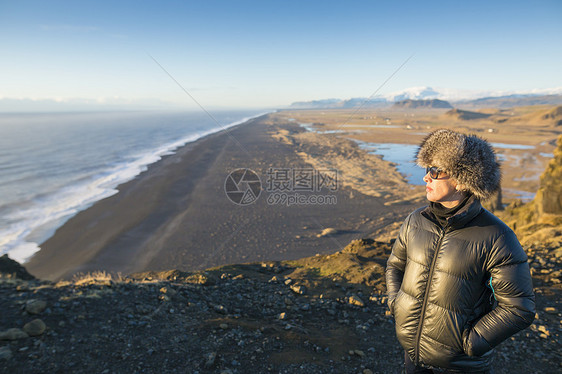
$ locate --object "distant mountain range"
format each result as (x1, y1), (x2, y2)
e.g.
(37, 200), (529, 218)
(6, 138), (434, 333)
(455, 95), (562, 109)
(288, 86), (562, 109)
(393, 99), (452, 109)
(289, 97), (388, 109)
(444, 108), (491, 120)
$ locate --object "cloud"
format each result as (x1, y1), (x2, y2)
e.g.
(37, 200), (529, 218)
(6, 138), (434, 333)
(0, 96), (186, 112)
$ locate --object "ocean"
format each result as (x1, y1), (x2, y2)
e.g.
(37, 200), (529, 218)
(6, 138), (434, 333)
(0, 110), (266, 263)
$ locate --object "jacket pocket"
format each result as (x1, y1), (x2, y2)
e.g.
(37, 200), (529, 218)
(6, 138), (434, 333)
(390, 289), (405, 316)
(463, 326), (493, 357)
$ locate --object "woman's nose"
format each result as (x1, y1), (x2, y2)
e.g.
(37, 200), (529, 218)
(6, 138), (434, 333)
(423, 173), (431, 183)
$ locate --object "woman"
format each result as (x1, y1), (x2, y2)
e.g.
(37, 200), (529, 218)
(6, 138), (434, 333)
(386, 129), (535, 373)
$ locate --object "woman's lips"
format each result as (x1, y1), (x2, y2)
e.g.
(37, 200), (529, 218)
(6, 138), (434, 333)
(426, 186), (432, 192)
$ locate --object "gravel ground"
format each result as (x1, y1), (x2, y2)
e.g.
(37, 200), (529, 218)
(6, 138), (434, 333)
(1, 250), (560, 374)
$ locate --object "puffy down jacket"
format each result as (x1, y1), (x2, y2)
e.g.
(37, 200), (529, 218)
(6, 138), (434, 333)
(386, 197), (535, 371)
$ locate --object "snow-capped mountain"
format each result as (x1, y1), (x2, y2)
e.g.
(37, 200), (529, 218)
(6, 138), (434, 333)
(289, 86), (562, 109)
(384, 86), (562, 102)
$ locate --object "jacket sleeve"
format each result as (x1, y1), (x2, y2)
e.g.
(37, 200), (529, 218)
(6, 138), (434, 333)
(464, 230), (535, 357)
(385, 214), (411, 314)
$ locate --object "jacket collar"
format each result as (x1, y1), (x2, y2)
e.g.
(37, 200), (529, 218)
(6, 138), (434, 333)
(421, 195), (482, 230)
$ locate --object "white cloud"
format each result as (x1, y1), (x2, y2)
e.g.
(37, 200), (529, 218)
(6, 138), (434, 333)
(0, 96), (186, 112)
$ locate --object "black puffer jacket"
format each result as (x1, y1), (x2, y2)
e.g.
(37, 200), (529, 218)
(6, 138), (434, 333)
(386, 197), (535, 371)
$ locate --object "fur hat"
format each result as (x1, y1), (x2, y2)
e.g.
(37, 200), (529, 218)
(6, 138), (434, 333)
(416, 129), (501, 200)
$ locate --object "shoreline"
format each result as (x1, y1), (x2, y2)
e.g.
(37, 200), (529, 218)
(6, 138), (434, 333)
(3, 111), (270, 264)
(25, 114), (419, 281)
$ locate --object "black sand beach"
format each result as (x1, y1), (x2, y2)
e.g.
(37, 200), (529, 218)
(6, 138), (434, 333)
(26, 115), (416, 280)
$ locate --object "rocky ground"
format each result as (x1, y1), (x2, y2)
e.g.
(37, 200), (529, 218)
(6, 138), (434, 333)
(1, 237), (560, 374)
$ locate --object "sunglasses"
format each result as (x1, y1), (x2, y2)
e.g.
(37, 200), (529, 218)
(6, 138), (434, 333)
(425, 166), (445, 179)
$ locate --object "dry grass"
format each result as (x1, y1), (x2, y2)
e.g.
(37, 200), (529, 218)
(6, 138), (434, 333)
(71, 270), (123, 286)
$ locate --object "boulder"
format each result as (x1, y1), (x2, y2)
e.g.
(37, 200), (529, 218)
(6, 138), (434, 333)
(23, 319), (46, 336)
(0, 254), (36, 280)
(0, 328), (28, 341)
(0, 346), (12, 360)
(535, 135), (562, 215)
(26, 300), (48, 315)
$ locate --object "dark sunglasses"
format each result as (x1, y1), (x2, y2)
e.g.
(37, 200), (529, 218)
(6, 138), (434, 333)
(425, 166), (444, 179)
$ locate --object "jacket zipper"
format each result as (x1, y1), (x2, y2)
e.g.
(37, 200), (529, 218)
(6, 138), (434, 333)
(414, 227), (447, 366)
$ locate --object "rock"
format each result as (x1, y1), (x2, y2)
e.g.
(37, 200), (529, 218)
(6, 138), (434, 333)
(535, 135), (562, 215)
(23, 319), (46, 336)
(278, 312), (287, 320)
(317, 228), (337, 237)
(0, 328), (28, 341)
(214, 305), (228, 315)
(355, 350), (365, 357)
(349, 295), (365, 307)
(159, 287), (177, 296)
(26, 300), (47, 315)
(220, 323), (228, 330)
(349, 349), (365, 358)
(205, 352), (217, 368)
(538, 325), (550, 336)
(0, 254), (36, 280)
(363, 370), (373, 374)
(0, 346), (12, 360)
(290, 284), (306, 295)
(544, 306), (558, 314)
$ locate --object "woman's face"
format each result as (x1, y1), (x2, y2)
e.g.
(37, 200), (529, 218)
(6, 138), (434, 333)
(423, 169), (463, 208)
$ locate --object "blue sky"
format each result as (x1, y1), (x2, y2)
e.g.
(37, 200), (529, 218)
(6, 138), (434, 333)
(0, 0), (561, 109)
